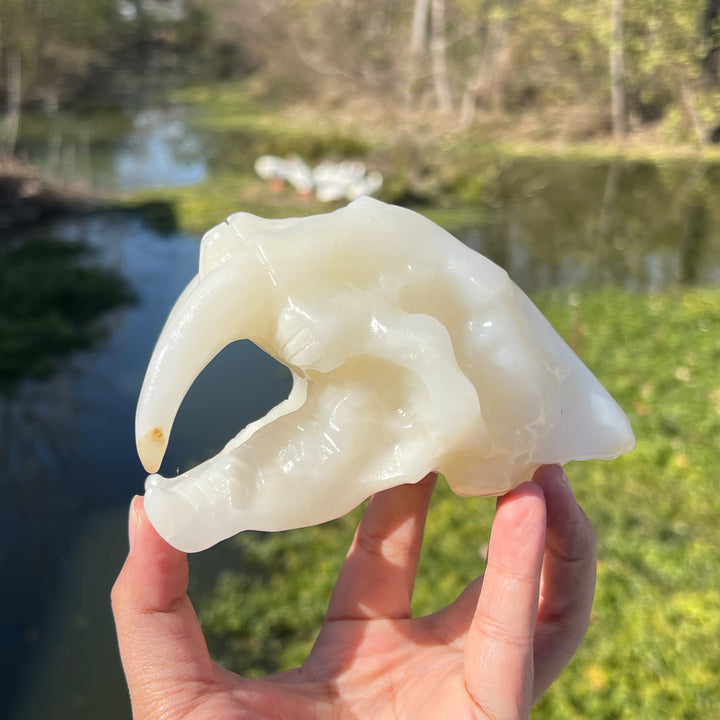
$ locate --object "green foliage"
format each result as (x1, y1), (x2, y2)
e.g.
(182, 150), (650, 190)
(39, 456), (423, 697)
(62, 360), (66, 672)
(0, 0), (118, 102)
(7, 0), (720, 145)
(195, 288), (720, 716)
(195, 512), (360, 676)
(0, 0), (226, 107)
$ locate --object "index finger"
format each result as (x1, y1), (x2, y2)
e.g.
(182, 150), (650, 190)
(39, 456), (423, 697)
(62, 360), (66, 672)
(326, 473), (437, 621)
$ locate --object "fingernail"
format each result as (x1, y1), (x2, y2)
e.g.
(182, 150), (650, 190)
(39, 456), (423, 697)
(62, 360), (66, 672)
(555, 464), (569, 486)
(128, 496), (141, 551)
(540, 463), (567, 485)
(534, 464), (571, 491)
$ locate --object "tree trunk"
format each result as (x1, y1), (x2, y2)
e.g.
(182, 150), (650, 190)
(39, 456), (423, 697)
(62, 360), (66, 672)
(430, 0), (452, 114)
(610, 0), (626, 141)
(406, 0), (430, 106)
(702, 0), (720, 85)
(680, 79), (707, 146)
(460, 2), (513, 126)
(410, 0), (430, 57)
(3, 53), (21, 156)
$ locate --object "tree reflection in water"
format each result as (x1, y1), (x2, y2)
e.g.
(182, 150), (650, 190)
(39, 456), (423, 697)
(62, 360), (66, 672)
(0, 233), (136, 712)
(1, 373), (77, 595)
(458, 157), (720, 293)
(0, 238), (136, 391)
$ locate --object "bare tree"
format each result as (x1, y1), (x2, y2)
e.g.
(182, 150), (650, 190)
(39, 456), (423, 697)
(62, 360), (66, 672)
(430, 0), (452, 113)
(2, 53), (21, 156)
(460, 1), (514, 126)
(610, 0), (626, 141)
(410, 0), (430, 57)
(406, 0), (430, 105)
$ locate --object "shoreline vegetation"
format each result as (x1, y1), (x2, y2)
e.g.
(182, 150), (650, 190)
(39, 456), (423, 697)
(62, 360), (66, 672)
(6, 76), (720, 236)
(131, 80), (720, 236)
(5, 0), (720, 231)
(0, 156), (102, 230)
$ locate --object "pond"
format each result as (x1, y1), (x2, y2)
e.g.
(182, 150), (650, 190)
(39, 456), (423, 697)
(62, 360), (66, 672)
(15, 105), (208, 191)
(3, 108), (720, 720)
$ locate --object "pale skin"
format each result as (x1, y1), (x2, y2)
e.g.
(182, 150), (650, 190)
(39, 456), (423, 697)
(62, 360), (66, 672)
(111, 464), (596, 720)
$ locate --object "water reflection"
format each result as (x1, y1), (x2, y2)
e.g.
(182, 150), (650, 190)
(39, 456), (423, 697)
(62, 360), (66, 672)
(1, 213), (292, 720)
(455, 158), (720, 292)
(114, 108), (207, 190)
(0, 228), (135, 716)
(17, 106), (207, 191)
(0, 237), (137, 391)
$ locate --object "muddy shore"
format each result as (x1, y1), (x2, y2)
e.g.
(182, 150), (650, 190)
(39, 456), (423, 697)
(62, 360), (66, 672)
(0, 157), (101, 231)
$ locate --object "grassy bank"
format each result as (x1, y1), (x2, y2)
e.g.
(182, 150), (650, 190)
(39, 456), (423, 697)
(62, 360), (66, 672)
(118, 81), (720, 238)
(172, 81), (720, 161)
(192, 287), (720, 718)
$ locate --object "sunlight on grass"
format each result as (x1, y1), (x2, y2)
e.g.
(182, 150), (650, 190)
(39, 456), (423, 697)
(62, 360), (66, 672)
(193, 288), (720, 716)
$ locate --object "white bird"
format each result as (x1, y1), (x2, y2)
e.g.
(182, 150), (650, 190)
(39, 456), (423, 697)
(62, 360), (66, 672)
(255, 155), (383, 202)
(254, 155), (284, 181)
(346, 170), (384, 200)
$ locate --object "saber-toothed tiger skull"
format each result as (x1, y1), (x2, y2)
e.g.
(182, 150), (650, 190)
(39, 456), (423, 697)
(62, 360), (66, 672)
(136, 197), (634, 552)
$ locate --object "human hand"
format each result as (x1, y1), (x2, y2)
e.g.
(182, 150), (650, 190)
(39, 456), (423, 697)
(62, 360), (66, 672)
(111, 464), (596, 719)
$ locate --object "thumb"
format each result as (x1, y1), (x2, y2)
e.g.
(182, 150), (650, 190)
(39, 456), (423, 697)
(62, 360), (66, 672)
(111, 496), (215, 717)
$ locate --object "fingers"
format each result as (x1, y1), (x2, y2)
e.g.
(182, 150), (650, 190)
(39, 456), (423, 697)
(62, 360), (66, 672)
(111, 496), (216, 717)
(531, 464), (597, 700)
(464, 482), (546, 719)
(325, 473), (437, 621)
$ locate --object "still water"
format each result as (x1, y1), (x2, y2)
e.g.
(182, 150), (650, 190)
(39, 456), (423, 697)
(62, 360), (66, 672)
(4, 109), (720, 720)
(2, 212), (293, 720)
(16, 105), (208, 191)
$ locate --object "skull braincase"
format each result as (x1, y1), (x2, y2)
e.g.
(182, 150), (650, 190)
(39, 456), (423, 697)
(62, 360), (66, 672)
(135, 197), (635, 552)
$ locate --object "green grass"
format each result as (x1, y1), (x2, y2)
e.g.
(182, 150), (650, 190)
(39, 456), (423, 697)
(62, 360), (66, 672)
(531, 289), (720, 718)
(172, 82), (381, 152)
(193, 287), (720, 717)
(127, 172), (337, 234)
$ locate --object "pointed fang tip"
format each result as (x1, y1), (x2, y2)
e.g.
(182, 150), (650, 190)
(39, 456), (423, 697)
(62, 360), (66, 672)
(137, 426), (167, 474)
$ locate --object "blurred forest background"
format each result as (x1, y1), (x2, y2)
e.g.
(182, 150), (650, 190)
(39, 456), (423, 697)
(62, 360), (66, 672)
(1, 2), (719, 720)
(3, 0), (720, 149)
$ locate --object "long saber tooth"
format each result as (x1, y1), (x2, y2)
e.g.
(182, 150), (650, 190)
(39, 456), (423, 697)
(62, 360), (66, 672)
(135, 255), (274, 473)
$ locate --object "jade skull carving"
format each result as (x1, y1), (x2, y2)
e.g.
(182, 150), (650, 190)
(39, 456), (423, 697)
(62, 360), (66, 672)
(136, 197), (634, 551)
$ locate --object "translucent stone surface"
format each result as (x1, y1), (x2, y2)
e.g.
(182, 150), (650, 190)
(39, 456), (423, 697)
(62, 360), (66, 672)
(136, 197), (635, 552)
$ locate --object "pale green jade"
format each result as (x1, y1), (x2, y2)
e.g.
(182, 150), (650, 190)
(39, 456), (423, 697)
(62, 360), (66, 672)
(136, 197), (634, 552)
